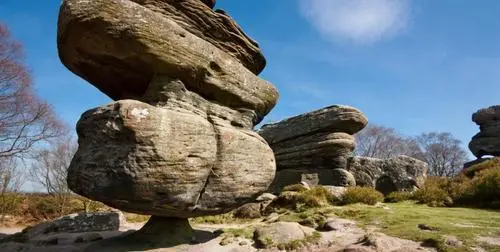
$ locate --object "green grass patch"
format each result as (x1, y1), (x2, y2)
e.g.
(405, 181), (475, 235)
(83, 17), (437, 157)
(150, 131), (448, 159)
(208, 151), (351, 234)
(332, 202), (500, 251)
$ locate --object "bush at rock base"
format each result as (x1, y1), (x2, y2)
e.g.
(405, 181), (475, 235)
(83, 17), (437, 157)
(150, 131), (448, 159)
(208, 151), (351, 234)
(413, 177), (453, 207)
(341, 187), (384, 206)
(268, 185), (334, 212)
(463, 157), (500, 178)
(472, 167), (500, 206)
(282, 184), (309, 193)
(414, 160), (500, 208)
(384, 191), (413, 203)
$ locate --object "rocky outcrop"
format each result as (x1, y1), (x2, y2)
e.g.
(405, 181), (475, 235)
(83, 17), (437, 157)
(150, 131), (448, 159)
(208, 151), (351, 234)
(346, 156), (428, 194)
(258, 105), (368, 192)
(469, 105), (500, 158)
(58, 0), (278, 245)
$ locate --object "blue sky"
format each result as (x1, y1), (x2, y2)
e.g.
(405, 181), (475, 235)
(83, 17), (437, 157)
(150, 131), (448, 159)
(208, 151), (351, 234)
(1, 0), (499, 157)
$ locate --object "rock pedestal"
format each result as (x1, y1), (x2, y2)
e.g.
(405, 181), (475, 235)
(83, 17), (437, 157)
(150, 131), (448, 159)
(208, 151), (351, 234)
(58, 0), (278, 246)
(469, 105), (500, 158)
(258, 105), (368, 192)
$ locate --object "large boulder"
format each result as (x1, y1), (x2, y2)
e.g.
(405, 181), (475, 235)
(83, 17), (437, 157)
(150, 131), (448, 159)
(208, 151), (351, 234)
(259, 105), (368, 144)
(259, 105), (367, 192)
(58, 0), (279, 246)
(253, 222), (316, 248)
(469, 105), (500, 158)
(347, 156), (428, 194)
(58, 0), (277, 119)
(68, 100), (275, 218)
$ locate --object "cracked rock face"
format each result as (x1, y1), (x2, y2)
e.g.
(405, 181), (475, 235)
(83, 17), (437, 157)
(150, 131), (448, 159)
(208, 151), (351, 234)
(258, 105), (367, 192)
(469, 105), (500, 158)
(60, 0), (277, 218)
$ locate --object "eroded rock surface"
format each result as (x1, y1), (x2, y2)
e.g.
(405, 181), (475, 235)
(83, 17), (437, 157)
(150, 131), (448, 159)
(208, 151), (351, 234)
(58, 0), (278, 236)
(469, 105), (500, 158)
(346, 156), (428, 193)
(58, 0), (277, 117)
(258, 105), (367, 192)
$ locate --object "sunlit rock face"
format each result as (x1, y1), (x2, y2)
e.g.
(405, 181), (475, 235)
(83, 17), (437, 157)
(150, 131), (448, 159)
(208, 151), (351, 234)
(58, 0), (278, 218)
(258, 105), (368, 192)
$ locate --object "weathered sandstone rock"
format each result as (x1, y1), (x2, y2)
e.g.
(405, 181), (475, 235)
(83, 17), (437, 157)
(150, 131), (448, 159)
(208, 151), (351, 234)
(58, 0), (278, 246)
(58, 0), (277, 119)
(346, 156), (428, 194)
(469, 105), (500, 158)
(68, 99), (275, 218)
(259, 105), (368, 144)
(259, 105), (367, 192)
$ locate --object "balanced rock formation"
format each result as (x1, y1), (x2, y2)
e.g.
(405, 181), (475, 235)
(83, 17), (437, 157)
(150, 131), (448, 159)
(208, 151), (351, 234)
(469, 105), (500, 158)
(258, 105), (368, 192)
(345, 156), (428, 194)
(58, 0), (278, 247)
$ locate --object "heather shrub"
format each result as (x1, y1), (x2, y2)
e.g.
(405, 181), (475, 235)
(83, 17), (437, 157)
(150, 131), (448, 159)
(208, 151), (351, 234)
(384, 191), (413, 203)
(341, 187), (384, 205)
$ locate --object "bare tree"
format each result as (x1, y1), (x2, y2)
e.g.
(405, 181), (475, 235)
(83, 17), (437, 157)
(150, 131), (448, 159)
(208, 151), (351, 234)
(0, 23), (65, 159)
(417, 132), (468, 177)
(355, 124), (424, 159)
(29, 138), (77, 215)
(0, 157), (23, 222)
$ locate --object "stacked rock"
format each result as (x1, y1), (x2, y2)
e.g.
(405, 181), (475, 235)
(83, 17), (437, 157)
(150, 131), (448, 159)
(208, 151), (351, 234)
(58, 0), (278, 247)
(469, 105), (500, 158)
(346, 156), (428, 194)
(258, 105), (368, 192)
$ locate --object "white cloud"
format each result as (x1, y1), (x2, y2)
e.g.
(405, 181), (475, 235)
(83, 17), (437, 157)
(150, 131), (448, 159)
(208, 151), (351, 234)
(299, 0), (411, 44)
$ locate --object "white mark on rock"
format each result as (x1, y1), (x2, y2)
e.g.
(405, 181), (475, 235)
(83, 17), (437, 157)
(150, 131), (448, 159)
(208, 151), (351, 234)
(130, 108), (150, 122)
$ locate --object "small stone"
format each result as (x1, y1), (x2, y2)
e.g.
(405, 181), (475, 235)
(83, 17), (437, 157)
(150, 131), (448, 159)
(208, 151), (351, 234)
(443, 235), (463, 247)
(239, 240), (248, 246)
(418, 224), (440, 231)
(320, 218), (356, 232)
(234, 203), (262, 219)
(256, 193), (277, 202)
(254, 222), (315, 248)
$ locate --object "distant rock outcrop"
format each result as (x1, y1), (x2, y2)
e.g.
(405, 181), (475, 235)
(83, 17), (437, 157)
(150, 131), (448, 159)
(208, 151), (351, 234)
(469, 105), (500, 158)
(58, 0), (278, 246)
(258, 105), (368, 192)
(346, 156), (428, 194)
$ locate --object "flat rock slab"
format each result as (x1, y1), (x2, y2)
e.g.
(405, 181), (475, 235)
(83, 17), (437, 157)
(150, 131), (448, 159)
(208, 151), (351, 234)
(259, 105), (368, 144)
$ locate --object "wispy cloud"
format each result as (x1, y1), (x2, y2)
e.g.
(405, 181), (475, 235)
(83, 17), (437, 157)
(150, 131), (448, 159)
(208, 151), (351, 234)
(298, 0), (411, 44)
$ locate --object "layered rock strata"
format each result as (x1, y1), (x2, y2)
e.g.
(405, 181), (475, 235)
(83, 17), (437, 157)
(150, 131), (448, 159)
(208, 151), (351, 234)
(469, 105), (500, 158)
(58, 0), (278, 246)
(258, 105), (367, 192)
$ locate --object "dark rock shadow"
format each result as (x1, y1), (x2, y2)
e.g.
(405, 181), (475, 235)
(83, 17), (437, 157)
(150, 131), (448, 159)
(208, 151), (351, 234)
(82, 216), (219, 252)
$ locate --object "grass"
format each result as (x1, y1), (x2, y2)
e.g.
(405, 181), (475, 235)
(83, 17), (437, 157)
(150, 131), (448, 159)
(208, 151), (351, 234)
(332, 201), (500, 251)
(218, 227), (255, 246)
(190, 212), (246, 224)
(123, 213), (150, 223)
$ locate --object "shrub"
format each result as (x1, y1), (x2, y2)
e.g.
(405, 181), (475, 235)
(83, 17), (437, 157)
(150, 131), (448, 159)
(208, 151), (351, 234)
(384, 191), (413, 203)
(413, 177), (453, 207)
(282, 184), (309, 193)
(472, 168), (500, 207)
(270, 186), (333, 212)
(341, 187), (384, 205)
(463, 157), (500, 178)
